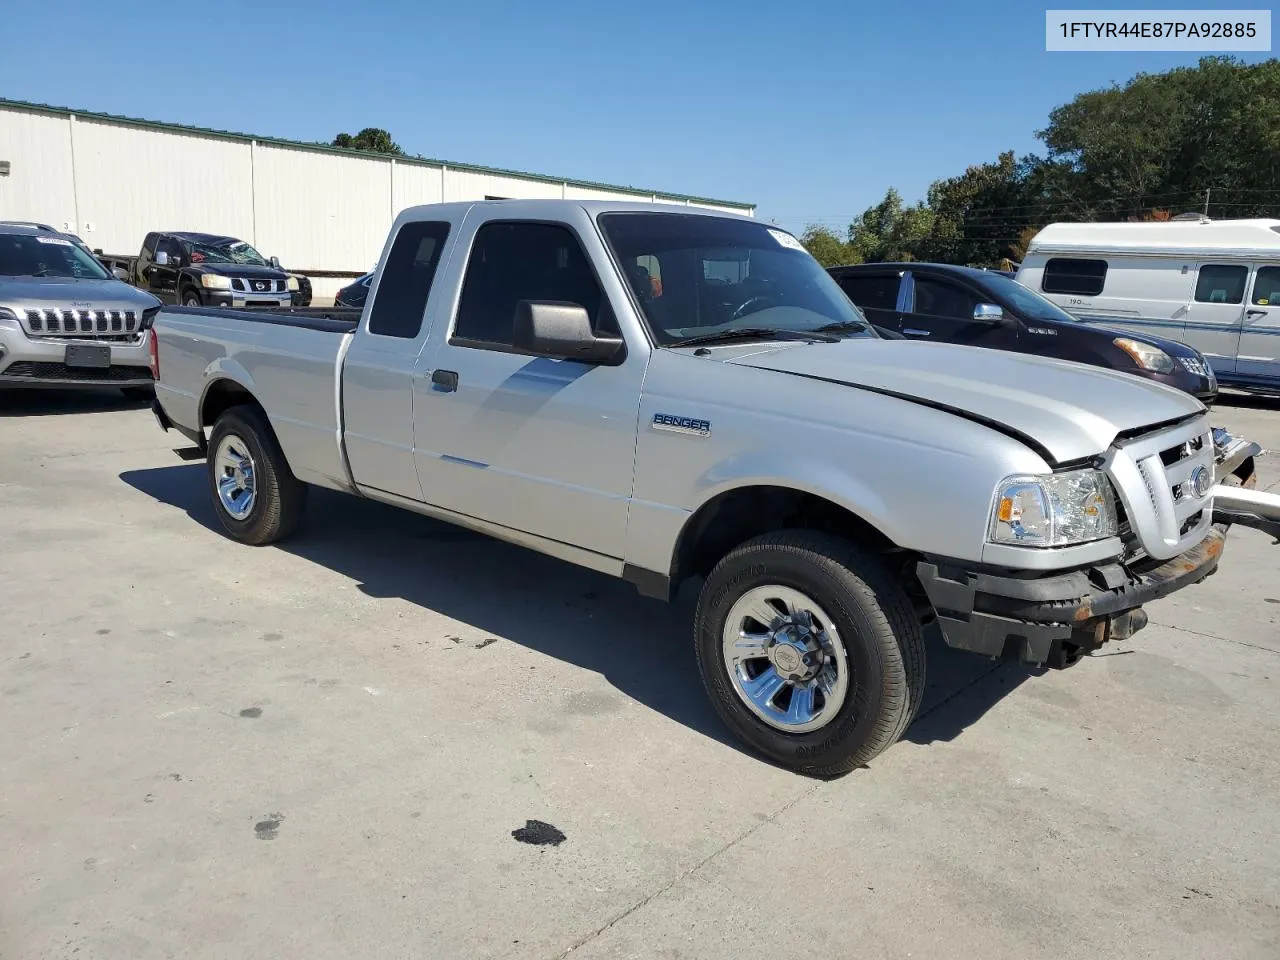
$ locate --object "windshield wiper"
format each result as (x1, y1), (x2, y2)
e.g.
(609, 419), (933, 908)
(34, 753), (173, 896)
(667, 327), (839, 348)
(813, 320), (870, 334)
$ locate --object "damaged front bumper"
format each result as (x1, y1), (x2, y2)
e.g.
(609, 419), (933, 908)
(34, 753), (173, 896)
(917, 527), (1226, 669)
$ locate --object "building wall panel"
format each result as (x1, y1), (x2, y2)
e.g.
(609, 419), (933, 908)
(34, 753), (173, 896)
(253, 143), (390, 270)
(71, 119), (254, 256)
(0, 111), (78, 232)
(444, 170), (562, 203)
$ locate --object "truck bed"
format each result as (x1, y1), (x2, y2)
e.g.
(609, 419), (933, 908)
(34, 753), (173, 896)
(152, 304), (358, 492)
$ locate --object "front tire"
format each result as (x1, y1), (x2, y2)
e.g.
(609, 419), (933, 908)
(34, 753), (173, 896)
(207, 405), (307, 545)
(182, 288), (202, 307)
(694, 531), (925, 777)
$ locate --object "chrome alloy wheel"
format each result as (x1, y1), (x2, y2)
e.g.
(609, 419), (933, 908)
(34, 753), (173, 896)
(721, 585), (850, 733)
(214, 433), (257, 520)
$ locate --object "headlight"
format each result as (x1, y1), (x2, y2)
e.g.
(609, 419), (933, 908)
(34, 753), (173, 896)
(287, 276), (300, 291)
(200, 274), (232, 290)
(1114, 337), (1174, 373)
(989, 469), (1119, 547)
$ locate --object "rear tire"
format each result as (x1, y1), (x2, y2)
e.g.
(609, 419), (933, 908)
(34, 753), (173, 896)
(207, 405), (307, 545)
(694, 531), (925, 778)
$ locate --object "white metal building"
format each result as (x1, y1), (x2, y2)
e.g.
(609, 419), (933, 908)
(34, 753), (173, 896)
(0, 99), (754, 300)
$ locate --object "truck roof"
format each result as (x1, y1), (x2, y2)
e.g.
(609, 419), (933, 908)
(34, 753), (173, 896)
(1027, 218), (1280, 259)
(169, 232), (243, 245)
(395, 198), (760, 225)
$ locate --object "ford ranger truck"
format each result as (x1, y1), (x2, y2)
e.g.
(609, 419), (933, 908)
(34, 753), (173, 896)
(0, 223), (162, 392)
(147, 200), (1280, 777)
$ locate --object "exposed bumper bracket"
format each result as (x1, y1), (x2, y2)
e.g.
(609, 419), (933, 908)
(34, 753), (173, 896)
(917, 527), (1226, 668)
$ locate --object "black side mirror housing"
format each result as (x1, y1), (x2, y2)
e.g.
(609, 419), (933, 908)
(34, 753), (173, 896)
(513, 301), (624, 364)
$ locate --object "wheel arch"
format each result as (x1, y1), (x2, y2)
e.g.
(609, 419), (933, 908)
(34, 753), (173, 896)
(659, 479), (906, 600)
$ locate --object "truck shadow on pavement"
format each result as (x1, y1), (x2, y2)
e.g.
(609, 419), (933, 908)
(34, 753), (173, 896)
(119, 464), (1038, 763)
(0, 388), (150, 417)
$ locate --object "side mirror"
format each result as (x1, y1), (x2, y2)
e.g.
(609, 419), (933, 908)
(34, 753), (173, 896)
(973, 302), (1005, 322)
(513, 301), (624, 364)
(111, 266), (130, 281)
(270, 255), (281, 269)
(155, 251), (170, 266)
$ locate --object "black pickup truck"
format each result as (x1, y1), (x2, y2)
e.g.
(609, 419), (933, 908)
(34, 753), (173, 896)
(105, 232), (309, 308)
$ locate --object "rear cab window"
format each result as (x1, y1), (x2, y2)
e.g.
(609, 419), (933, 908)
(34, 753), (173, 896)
(1041, 257), (1108, 296)
(366, 221), (451, 338)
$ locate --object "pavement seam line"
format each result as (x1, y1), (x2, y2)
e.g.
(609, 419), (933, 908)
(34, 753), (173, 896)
(1147, 618), (1280, 656)
(554, 785), (819, 959)
(553, 662), (1007, 958)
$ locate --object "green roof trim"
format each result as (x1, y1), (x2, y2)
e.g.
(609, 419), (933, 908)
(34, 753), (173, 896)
(0, 98), (754, 212)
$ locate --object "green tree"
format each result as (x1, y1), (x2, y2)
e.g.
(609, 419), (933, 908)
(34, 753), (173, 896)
(848, 188), (934, 262)
(800, 225), (860, 267)
(332, 128), (405, 156)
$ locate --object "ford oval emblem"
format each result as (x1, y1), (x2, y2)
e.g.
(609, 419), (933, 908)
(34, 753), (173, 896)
(1189, 465), (1211, 499)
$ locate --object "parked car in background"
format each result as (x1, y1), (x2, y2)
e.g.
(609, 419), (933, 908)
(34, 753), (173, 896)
(149, 199), (1279, 776)
(334, 272), (374, 309)
(0, 222), (161, 394)
(105, 232), (298, 308)
(1017, 219), (1280, 395)
(830, 262), (1220, 403)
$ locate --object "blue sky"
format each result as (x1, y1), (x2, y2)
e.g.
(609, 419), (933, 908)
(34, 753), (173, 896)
(3, 1), (1272, 233)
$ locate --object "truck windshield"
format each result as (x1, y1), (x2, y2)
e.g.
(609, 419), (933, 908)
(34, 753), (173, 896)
(184, 238), (269, 266)
(0, 233), (112, 280)
(978, 273), (1081, 324)
(598, 213), (873, 345)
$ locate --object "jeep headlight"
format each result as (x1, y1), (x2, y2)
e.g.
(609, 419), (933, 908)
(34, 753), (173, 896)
(286, 276), (300, 291)
(1114, 337), (1174, 373)
(989, 469), (1119, 547)
(200, 274), (232, 290)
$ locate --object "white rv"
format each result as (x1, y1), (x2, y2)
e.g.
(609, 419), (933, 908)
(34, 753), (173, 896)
(1017, 218), (1280, 393)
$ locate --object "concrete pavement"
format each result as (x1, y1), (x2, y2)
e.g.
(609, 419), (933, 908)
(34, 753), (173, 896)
(1, 389), (1277, 959)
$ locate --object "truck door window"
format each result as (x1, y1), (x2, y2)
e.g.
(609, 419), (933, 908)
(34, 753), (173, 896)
(366, 221), (451, 338)
(1041, 257), (1108, 296)
(156, 237), (182, 262)
(912, 277), (979, 319)
(1252, 266), (1280, 305)
(1194, 264), (1247, 304)
(454, 222), (606, 348)
(836, 274), (898, 311)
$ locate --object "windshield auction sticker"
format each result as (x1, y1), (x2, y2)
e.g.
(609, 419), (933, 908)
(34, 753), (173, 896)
(35, 236), (72, 245)
(1046, 9), (1271, 50)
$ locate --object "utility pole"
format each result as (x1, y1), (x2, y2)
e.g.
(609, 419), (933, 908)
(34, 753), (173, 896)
(1203, 188), (1211, 217)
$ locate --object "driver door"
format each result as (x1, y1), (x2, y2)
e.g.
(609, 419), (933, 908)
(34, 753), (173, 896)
(151, 236), (183, 303)
(411, 210), (647, 561)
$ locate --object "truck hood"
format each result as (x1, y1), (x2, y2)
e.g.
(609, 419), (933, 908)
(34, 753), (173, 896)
(724, 339), (1205, 464)
(0, 276), (161, 310)
(190, 263), (288, 281)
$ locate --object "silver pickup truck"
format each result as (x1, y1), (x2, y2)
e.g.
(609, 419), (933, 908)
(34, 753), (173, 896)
(149, 200), (1280, 776)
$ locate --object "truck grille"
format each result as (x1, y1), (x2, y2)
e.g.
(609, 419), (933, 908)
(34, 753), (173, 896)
(25, 308), (139, 338)
(1107, 416), (1214, 561)
(231, 279), (285, 293)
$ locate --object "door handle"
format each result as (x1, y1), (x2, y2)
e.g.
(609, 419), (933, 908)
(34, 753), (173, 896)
(430, 369), (459, 392)
(1246, 309), (1267, 318)
(903, 328), (931, 337)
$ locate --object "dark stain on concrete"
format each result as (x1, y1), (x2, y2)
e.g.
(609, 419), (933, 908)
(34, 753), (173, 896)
(474, 638), (498, 649)
(96, 629), (111, 635)
(239, 707), (262, 718)
(262, 632), (283, 641)
(255, 814), (285, 839)
(511, 820), (566, 846)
